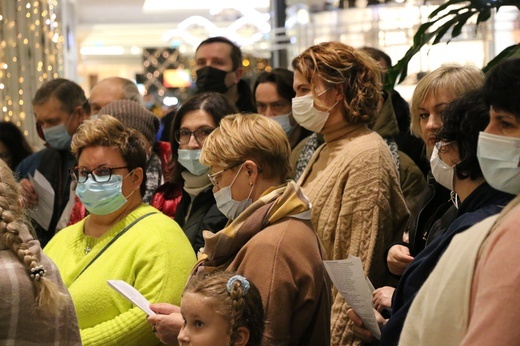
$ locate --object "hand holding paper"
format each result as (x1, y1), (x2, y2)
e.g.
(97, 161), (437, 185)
(108, 280), (156, 316)
(323, 256), (381, 339)
(27, 170), (54, 230)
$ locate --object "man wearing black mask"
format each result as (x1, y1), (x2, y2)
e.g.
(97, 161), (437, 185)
(194, 36), (256, 113)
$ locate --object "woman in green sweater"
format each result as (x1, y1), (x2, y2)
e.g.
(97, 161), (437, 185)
(44, 115), (196, 345)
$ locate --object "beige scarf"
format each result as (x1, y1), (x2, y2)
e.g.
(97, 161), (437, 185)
(193, 180), (311, 272)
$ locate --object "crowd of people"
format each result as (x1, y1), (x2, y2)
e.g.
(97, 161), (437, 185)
(0, 34), (518, 346)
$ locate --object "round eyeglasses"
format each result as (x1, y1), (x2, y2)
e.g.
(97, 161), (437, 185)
(69, 166), (129, 183)
(175, 127), (215, 145)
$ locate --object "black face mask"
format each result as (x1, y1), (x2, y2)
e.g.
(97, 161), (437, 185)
(196, 66), (231, 93)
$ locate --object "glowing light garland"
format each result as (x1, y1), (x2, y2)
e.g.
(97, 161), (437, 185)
(0, 0), (64, 147)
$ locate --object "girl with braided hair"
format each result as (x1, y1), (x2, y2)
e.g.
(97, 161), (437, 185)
(0, 159), (81, 344)
(177, 271), (264, 346)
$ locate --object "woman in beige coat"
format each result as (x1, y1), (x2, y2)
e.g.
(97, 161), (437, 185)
(292, 41), (409, 345)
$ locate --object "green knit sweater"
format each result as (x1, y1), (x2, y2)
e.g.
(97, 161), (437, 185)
(45, 204), (196, 346)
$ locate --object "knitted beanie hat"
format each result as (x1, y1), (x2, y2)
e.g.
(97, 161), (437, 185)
(99, 100), (160, 145)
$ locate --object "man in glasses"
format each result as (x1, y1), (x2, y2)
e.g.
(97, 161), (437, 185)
(16, 78), (90, 246)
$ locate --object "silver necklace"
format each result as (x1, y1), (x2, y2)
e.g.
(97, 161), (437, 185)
(83, 210), (131, 255)
(85, 237), (93, 254)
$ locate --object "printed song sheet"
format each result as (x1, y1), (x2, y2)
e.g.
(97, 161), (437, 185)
(108, 280), (156, 316)
(324, 256), (381, 339)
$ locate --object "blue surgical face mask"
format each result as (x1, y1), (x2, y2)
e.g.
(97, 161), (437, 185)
(76, 172), (135, 215)
(178, 149), (209, 176)
(213, 163), (253, 220)
(42, 124), (72, 150)
(272, 113), (296, 137)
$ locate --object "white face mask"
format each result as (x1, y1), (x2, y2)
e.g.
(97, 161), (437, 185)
(291, 91), (337, 133)
(178, 149), (209, 176)
(272, 113), (295, 137)
(477, 132), (520, 195)
(213, 163), (253, 220)
(430, 144), (456, 191)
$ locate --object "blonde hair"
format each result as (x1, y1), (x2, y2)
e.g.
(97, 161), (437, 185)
(410, 64), (484, 137)
(200, 113), (292, 181)
(0, 160), (67, 313)
(184, 271), (264, 346)
(292, 41), (382, 124)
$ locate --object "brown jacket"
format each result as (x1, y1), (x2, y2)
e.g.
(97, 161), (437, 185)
(201, 182), (331, 345)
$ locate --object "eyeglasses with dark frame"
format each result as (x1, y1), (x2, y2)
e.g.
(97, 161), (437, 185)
(69, 166), (129, 183)
(207, 162), (263, 186)
(175, 127), (215, 145)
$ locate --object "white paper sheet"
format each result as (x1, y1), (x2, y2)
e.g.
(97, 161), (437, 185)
(324, 256), (381, 339)
(27, 170), (54, 230)
(107, 280), (156, 316)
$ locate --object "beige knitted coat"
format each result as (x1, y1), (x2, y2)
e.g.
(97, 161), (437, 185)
(300, 123), (409, 346)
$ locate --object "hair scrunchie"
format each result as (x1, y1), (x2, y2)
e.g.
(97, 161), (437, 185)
(226, 275), (250, 295)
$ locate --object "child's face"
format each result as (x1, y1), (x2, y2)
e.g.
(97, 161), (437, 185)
(178, 292), (232, 346)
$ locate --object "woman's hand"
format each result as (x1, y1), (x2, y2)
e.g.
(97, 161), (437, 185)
(347, 308), (387, 343)
(148, 303), (183, 345)
(20, 178), (38, 209)
(387, 244), (414, 275)
(373, 286), (395, 312)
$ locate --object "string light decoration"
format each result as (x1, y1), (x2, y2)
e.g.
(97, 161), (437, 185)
(0, 0), (64, 148)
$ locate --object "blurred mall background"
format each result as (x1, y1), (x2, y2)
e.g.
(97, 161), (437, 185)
(0, 0), (518, 148)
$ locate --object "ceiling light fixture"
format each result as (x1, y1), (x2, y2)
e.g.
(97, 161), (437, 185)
(143, 0), (269, 12)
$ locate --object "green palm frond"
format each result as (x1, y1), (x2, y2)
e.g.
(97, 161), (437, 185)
(385, 0), (520, 89)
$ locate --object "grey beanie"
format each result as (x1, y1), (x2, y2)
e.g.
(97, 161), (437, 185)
(98, 100), (160, 145)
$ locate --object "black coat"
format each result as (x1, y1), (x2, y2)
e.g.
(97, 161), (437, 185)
(380, 183), (515, 345)
(174, 186), (228, 254)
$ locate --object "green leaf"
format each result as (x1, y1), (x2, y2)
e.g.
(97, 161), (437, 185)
(432, 20), (458, 45)
(451, 10), (475, 38)
(483, 44), (520, 73)
(412, 22), (436, 46)
(429, 0), (469, 19)
(476, 8), (491, 23)
(385, 0), (519, 88)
